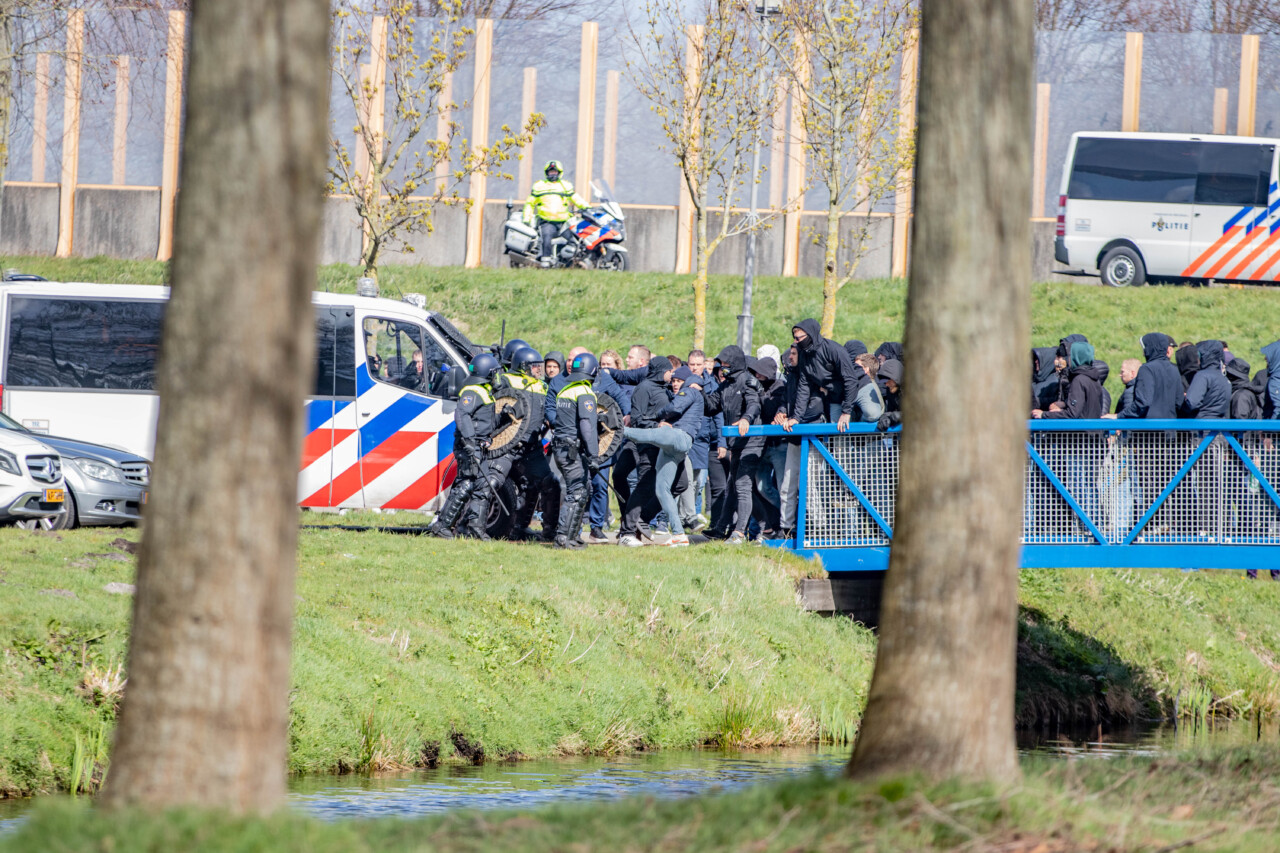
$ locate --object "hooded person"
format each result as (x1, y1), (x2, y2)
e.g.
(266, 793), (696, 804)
(1054, 334), (1089, 405)
(1181, 340), (1230, 419)
(1175, 344), (1200, 395)
(788, 318), (859, 430)
(755, 344), (782, 381)
(875, 342), (903, 365)
(752, 356), (787, 536)
(1262, 341), (1280, 419)
(1031, 346), (1060, 410)
(1037, 341), (1105, 419)
(843, 340), (874, 391)
(1111, 332), (1182, 420)
(876, 358), (904, 431)
(614, 355), (678, 546)
(621, 365), (704, 546)
(702, 345), (763, 543)
(1227, 357), (1263, 419)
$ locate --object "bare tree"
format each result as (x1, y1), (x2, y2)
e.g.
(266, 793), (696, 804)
(766, 0), (916, 338)
(329, 0), (541, 279)
(626, 0), (774, 350)
(102, 0), (329, 812)
(847, 0), (1031, 782)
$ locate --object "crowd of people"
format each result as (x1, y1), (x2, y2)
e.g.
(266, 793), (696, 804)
(423, 319), (1280, 550)
(425, 320), (903, 547)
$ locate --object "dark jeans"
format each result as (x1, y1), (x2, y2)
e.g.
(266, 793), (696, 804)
(539, 221), (561, 260)
(619, 444), (658, 536)
(708, 451), (730, 532)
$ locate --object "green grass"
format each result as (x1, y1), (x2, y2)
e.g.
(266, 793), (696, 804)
(8, 748), (1280, 851)
(7, 255), (1278, 402)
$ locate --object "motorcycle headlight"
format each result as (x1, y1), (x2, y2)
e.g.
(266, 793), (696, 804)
(71, 457), (125, 483)
(0, 449), (18, 476)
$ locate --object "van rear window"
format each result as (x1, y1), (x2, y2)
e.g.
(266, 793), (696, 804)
(4, 297), (165, 390)
(314, 306), (356, 398)
(1068, 139), (1198, 204)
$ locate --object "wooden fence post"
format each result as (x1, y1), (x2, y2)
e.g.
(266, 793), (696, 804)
(435, 72), (452, 192)
(768, 78), (786, 209)
(31, 53), (49, 182)
(156, 10), (186, 261)
(359, 17), (387, 262)
(782, 35), (810, 278)
(1237, 34), (1259, 137)
(55, 10), (84, 258)
(1032, 83), (1050, 217)
(113, 57), (130, 186)
(463, 18), (493, 269)
(575, 21), (597, 192)
(518, 67), (536, 200)
(890, 28), (918, 279)
(674, 24), (702, 275)
(1121, 32), (1142, 132)
(602, 69), (619, 190)
(1213, 87), (1228, 135)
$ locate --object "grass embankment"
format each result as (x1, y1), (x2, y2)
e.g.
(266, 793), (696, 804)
(6, 524), (1280, 799)
(6, 255), (1279, 403)
(9, 749), (1280, 852)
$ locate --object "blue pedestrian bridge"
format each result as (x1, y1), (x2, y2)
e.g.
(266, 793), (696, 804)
(726, 421), (1280, 574)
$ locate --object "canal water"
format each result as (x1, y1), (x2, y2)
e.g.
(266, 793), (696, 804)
(3, 720), (1277, 830)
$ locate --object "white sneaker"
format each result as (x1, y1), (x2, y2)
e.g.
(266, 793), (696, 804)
(618, 534), (643, 547)
(662, 534), (690, 547)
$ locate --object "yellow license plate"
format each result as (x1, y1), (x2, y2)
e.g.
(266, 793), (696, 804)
(44, 489), (64, 503)
(142, 491), (148, 505)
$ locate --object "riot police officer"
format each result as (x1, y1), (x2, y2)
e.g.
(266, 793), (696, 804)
(550, 352), (600, 548)
(503, 346), (558, 541)
(427, 352), (502, 540)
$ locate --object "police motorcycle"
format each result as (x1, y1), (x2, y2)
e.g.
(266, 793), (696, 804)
(503, 180), (629, 271)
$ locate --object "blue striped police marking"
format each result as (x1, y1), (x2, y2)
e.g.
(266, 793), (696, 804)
(305, 399), (352, 434)
(1224, 206), (1252, 233)
(358, 393), (436, 458)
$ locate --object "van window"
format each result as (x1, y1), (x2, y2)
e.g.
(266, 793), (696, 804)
(363, 317), (458, 399)
(314, 306), (356, 398)
(1068, 138), (1198, 203)
(1194, 143), (1273, 207)
(4, 296), (165, 390)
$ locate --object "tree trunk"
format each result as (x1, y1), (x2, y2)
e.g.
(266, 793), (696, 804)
(102, 0), (330, 813)
(819, 195), (841, 338)
(693, 204), (708, 350)
(846, 0), (1031, 783)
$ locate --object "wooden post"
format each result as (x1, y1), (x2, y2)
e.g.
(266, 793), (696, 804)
(353, 62), (372, 183)
(674, 24), (703, 275)
(1032, 82), (1050, 217)
(1237, 34), (1259, 137)
(157, 10), (186, 262)
(769, 78), (786, 209)
(891, 28), (918, 279)
(518, 67), (536, 199)
(782, 36), (810, 278)
(575, 21), (598, 192)
(602, 69), (619, 189)
(1213, 87), (1228, 135)
(112, 57), (130, 186)
(55, 10), (84, 258)
(435, 72), (452, 191)
(31, 53), (49, 182)
(463, 19), (493, 269)
(1121, 32), (1142, 132)
(360, 17), (388, 262)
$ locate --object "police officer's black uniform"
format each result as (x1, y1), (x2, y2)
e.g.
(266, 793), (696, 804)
(551, 354), (600, 548)
(427, 355), (501, 540)
(500, 348), (558, 540)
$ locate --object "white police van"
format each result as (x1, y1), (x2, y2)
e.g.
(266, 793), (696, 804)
(0, 281), (476, 512)
(1055, 131), (1280, 286)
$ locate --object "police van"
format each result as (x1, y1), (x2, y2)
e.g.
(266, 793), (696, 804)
(1055, 131), (1280, 286)
(0, 281), (477, 512)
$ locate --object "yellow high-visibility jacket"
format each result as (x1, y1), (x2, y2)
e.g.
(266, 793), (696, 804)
(523, 179), (587, 225)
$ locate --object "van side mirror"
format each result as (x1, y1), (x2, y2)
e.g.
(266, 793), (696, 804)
(445, 366), (468, 400)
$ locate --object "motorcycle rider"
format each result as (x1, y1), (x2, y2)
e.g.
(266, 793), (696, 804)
(503, 346), (559, 541)
(428, 352), (503, 540)
(550, 352), (600, 549)
(523, 160), (586, 267)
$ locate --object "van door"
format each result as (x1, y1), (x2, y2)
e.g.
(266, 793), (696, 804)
(355, 313), (463, 512)
(299, 305), (359, 508)
(1185, 142), (1277, 282)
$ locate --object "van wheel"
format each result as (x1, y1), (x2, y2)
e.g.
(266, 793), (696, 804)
(1099, 246), (1145, 287)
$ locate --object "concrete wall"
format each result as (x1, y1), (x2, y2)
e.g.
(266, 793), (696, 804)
(705, 212), (783, 277)
(796, 214), (894, 281)
(72, 188), (160, 260)
(320, 197), (363, 266)
(0, 185), (59, 257)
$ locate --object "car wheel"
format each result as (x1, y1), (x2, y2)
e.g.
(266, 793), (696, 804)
(1099, 246), (1145, 287)
(14, 516), (57, 531)
(599, 246), (628, 271)
(50, 490), (77, 530)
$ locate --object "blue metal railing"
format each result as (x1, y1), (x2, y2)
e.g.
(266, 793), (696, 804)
(723, 420), (1280, 572)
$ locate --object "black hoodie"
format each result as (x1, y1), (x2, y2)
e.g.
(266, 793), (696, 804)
(1042, 344), (1106, 419)
(843, 339), (873, 390)
(1182, 340), (1230, 419)
(1054, 334), (1088, 405)
(629, 356), (675, 429)
(875, 342), (903, 364)
(1228, 358), (1263, 419)
(703, 345), (762, 450)
(1031, 346), (1059, 410)
(1115, 333), (1182, 419)
(790, 318), (858, 421)
(1175, 344), (1200, 395)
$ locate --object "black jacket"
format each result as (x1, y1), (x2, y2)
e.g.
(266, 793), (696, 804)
(791, 318), (858, 421)
(703, 346), (762, 451)
(1042, 360), (1106, 419)
(1182, 340), (1231, 419)
(1175, 344), (1200, 395)
(1054, 334), (1089, 404)
(1031, 346), (1059, 411)
(628, 356), (675, 429)
(844, 340), (873, 390)
(1228, 358), (1263, 420)
(1115, 333), (1181, 419)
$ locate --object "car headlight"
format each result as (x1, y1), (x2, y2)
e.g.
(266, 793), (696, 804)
(71, 457), (125, 483)
(0, 449), (18, 476)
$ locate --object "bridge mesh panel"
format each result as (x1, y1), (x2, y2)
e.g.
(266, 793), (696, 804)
(802, 434), (897, 548)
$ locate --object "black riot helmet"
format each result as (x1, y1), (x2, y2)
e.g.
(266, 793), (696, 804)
(510, 346), (542, 376)
(500, 338), (530, 367)
(469, 352), (502, 383)
(569, 351), (599, 380)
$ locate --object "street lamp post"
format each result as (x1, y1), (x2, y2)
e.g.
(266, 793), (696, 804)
(737, 0), (782, 355)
